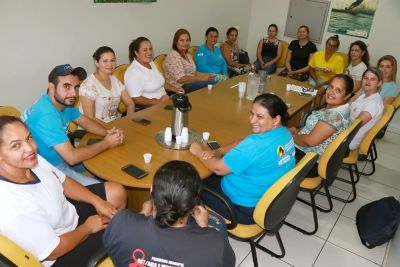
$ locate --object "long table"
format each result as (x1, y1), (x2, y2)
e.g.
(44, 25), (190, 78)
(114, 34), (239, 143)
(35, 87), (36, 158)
(82, 75), (313, 209)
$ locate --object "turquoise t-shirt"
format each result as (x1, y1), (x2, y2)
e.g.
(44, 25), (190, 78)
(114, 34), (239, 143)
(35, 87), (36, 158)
(195, 44), (228, 75)
(222, 126), (295, 207)
(23, 94), (81, 166)
(380, 82), (399, 99)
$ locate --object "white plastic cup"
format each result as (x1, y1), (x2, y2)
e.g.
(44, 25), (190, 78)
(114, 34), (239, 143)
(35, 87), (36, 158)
(207, 84), (213, 91)
(181, 127), (189, 143)
(202, 132), (210, 142)
(238, 82), (246, 99)
(175, 135), (182, 145)
(143, 153), (152, 164)
(164, 127), (172, 142)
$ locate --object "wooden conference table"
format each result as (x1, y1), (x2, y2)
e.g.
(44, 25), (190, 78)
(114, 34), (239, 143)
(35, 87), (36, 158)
(82, 74), (314, 209)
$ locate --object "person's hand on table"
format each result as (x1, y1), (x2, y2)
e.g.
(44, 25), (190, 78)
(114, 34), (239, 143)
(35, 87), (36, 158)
(191, 205), (209, 228)
(93, 197), (118, 219)
(104, 130), (124, 148)
(189, 142), (203, 157)
(198, 72), (215, 81)
(200, 150), (217, 160)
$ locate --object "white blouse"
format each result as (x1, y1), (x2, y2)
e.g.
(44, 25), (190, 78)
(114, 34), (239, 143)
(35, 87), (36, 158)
(79, 74), (125, 123)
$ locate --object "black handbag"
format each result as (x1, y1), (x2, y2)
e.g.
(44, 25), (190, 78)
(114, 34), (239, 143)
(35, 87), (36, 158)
(239, 50), (250, 64)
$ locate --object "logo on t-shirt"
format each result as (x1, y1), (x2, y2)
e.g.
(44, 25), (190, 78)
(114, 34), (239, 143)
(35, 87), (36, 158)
(277, 146), (285, 157)
(129, 248), (185, 267)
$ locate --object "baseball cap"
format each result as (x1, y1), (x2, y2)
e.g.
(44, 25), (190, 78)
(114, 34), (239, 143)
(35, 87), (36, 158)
(48, 64), (87, 84)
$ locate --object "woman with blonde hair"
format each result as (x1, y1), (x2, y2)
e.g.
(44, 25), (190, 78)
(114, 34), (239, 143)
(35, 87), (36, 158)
(377, 55), (399, 104)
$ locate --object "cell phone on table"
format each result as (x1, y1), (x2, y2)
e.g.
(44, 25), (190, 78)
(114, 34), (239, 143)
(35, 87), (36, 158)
(207, 141), (221, 151)
(121, 164), (148, 179)
(132, 117), (152, 126)
(87, 138), (102, 145)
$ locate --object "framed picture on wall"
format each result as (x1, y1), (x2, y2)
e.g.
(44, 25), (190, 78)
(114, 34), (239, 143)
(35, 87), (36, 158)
(327, 0), (378, 38)
(94, 0), (156, 3)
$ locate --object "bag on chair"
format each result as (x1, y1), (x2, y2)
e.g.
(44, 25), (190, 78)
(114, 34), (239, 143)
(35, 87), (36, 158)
(239, 50), (250, 64)
(356, 196), (400, 248)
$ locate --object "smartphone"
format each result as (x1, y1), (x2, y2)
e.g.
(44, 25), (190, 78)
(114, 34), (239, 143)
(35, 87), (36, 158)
(164, 104), (173, 110)
(121, 164), (148, 179)
(87, 138), (102, 145)
(207, 141), (221, 151)
(132, 117), (152, 126)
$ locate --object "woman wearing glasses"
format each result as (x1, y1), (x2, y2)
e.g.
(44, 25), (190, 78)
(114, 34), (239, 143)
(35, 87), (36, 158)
(309, 35), (345, 92)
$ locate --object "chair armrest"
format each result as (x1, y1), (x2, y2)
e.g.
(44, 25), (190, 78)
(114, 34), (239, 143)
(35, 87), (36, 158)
(86, 248), (108, 267)
(203, 185), (238, 230)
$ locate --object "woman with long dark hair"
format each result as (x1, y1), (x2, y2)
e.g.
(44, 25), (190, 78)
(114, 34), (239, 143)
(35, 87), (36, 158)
(79, 46), (135, 126)
(164, 29), (215, 93)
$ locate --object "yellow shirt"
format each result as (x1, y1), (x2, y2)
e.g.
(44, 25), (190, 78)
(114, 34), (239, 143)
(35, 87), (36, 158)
(309, 51), (344, 82)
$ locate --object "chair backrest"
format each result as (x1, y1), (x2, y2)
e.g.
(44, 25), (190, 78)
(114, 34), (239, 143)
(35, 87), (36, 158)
(112, 64), (129, 84)
(276, 40), (289, 68)
(188, 46), (199, 61)
(336, 52), (349, 67)
(392, 95), (400, 110)
(68, 96), (81, 133)
(359, 104), (395, 155)
(153, 54), (167, 77)
(318, 119), (363, 184)
(253, 152), (318, 232)
(98, 257), (114, 267)
(0, 235), (43, 267)
(0, 106), (21, 117)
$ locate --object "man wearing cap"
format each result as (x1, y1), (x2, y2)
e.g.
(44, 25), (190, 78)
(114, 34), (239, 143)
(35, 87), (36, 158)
(23, 64), (124, 186)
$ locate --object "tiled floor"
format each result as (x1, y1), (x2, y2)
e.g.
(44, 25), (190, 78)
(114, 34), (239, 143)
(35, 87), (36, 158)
(231, 131), (400, 267)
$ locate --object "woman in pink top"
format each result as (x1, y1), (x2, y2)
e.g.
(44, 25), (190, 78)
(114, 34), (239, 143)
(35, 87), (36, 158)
(164, 29), (216, 93)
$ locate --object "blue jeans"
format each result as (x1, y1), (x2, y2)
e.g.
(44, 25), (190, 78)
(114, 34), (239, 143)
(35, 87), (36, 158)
(202, 175), (255, 225)
(254, 56), (276, 74)
(57, 162), (102, 186)
(183, 80), (217, 93)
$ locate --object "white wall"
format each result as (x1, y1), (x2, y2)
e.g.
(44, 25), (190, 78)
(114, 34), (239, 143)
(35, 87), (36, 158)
(246, 0), (400, 130)
(0, 0), (251, 111)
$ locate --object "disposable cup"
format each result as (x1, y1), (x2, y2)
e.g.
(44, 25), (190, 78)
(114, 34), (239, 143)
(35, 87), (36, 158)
(181, 127), (189, 143)
(202, 132), (210, 142)
(175, 135), (182, 145)
(143, 153), (152, 164)
(238, 82), (246, 99)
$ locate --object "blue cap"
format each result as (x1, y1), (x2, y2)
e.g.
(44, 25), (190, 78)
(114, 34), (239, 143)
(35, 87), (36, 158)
(48, 64), (87, 83)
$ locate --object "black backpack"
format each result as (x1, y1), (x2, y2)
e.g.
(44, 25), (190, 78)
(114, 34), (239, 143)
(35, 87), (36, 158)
(356, 196), (400, 248)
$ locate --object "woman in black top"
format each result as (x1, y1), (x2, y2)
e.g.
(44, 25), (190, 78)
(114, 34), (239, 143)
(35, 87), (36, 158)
(281, 25), (317, 81)
(254, 24), (283, 74)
